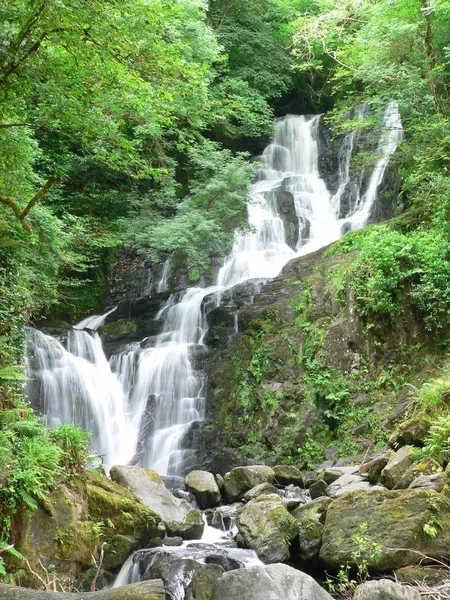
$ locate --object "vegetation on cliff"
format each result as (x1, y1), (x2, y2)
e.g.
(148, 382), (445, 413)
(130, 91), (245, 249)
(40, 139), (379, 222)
(0, 0), (450, 591)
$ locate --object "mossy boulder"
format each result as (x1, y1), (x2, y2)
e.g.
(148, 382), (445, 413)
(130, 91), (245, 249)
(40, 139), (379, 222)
(223, 466), (275, 502)
(292, 497), (332, 561)
(396, 459), (443, 489)
(273, 465), (303, 486)
(185, 470), (221, 509)
(110, 465), (203, 539)
(87, 482), (160, 543)
(187, 564), (225, 600)
(389, 413), (431, 448)
(236, 494), (299, 563)
(379, 446), (414, 489)
(243, 482), (279, 502)
(320, 488), (450, 571)
(13, 483), (98, 588)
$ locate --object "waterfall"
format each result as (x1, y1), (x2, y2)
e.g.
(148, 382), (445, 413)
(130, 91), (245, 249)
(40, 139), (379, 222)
(27, 105), (403, 476)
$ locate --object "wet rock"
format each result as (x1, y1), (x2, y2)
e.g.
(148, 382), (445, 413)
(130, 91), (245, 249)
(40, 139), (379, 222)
(353, 579), (420, 600)
(162, 536), (183, 547)
(292, 497), (333, 561)
(223, 466), (275, 502)
(380, 446), (414, 489)
(275, 189), (299, 249)
(273, 465), (303, 486)
(185, 470), (221, 509)
(309, 479), (327, 499)
(211, 563), (333, 600)
(320, 488), (450, 571)
(187, 564), (225, 600)
(110, 466), (203, 539)
(236, 494), (299, 563)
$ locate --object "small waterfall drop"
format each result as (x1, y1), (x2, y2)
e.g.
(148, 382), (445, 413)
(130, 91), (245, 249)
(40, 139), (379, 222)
(27, 105), (403, 475)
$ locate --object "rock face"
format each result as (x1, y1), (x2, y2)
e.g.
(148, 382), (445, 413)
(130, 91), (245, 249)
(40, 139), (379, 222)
(236, 494), (299, 563)
(223, 466), (275, 502)
(353, 579), (420, 600)
(197, 240), (441, 473)
(185, 470), (221, 509)
(211, 563), (333, 600)
(320, 488), (450, 571)
(110, 466), (203, 539)
(0, 581), (165, 599)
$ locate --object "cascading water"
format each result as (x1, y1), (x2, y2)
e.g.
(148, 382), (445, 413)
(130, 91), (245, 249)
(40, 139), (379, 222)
(26, 105), (403, 476)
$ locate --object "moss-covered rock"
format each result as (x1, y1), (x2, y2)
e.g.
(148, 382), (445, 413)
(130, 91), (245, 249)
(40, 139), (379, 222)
(223, 466), (275, 502)
(292, 497), (332, 561)
(320, 488), (450, 571)
(236, 494), (299, 563)
(13, 483), (97, 588)
(110, 465), (203, 539)
(185, 470), (221, 509)
(379, 446), (414, 489)
(87, 483), (160, 543)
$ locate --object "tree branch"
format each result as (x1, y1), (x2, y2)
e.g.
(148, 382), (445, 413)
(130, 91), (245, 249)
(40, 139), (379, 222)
(0, 178), (60, 234)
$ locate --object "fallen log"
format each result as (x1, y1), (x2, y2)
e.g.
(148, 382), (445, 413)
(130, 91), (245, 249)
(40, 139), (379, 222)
(0, 580), (164, 600)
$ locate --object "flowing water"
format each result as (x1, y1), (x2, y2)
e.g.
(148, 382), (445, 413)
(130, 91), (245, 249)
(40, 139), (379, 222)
(27, 105), (403, 475)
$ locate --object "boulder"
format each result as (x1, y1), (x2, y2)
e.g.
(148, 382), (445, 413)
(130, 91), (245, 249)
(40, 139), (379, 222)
(243, 482), (279, 502)
(273, 465), (304, 486)
(292, 497), (332, 561)
(0, 581), (165, 599)
(185, 470), (221, 509)
(389, 414), (431, 447)
(320, 488), (450, 571)
(326, 473), (378, 498)
(236, 495), (299, 563)
(353, 579), (420, 600)
(395, 459), (443, 489)
(395, 565), (448, 586)
(409, 473), (448, 492)
(309, 479), (327, 499)
(211, 563), (333, 600)
(223, 466), (275, 502)
(317, 466), (359, 485)
(379, 446), (414, 489)
(110, 466), (203, 539)
(360, 451), (393, 484)
(187, 564), (225, 600)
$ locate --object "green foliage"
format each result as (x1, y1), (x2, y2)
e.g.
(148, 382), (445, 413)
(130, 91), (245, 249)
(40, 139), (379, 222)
(49, 424), (90, 478)
(123, 143), (254, 269)
(325, 523), (381, 599)
(329, 224), (450, 330)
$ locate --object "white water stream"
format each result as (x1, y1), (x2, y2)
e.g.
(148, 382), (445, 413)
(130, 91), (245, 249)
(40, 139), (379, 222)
(27, 105), (403, 475)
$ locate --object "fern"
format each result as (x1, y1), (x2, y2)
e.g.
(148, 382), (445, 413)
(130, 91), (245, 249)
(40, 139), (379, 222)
(17, 490), (38, 511)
